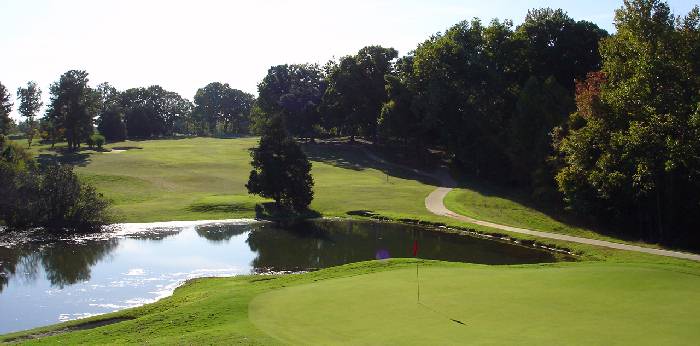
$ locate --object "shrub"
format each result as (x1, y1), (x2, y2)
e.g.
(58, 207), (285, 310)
(91, 134), (106, 149)
(0, 141), (110, 232)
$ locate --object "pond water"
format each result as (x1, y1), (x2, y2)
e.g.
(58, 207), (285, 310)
(0, 219), (563, 334)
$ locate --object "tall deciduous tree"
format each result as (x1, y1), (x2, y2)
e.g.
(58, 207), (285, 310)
(0, 82), (12, 136)
(45, 70), (99, 149)
(120, 86), (192, 138)
(16, 81), (43, 147)
(554, 0), (700, 245)
(322, 46), (398, 139)
(246, 116), (314, 212)
(256, 64), (326, 139)
(96, 82), (126, 141)
(194, 82), (254, 135)
(508, 76), (573, 193)
(516, 8), (608, 91)
(377, 56), (427, 151)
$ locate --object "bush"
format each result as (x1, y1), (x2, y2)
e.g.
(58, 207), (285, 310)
(0, 140), (110, 232)
(91, 134), (106, 149)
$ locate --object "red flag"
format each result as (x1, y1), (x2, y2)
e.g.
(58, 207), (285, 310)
(412, 239), (419, 257)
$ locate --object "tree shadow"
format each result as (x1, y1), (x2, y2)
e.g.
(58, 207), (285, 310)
(451, 175), (650, 244)
(37, 152), (92, 167)
(254, 203), (321, 222)
(187, 202), (256, 214)
(302, 141), (443, 187)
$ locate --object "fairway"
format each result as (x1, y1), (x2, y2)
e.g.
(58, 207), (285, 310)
(39, 137), (439, 222)
(250, 263), (700, 345)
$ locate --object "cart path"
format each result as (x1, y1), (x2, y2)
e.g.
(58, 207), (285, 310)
(363, 149), (700, 261)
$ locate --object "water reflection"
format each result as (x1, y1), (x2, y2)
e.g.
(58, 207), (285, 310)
(0, 219), (564, 334)
(245, 220), (558, 271)
(196, 224), (249, 242)
(0, 239), (118, 292)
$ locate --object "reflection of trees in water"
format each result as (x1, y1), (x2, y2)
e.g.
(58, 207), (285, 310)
(0, 238), (119, 291)
(0, 247), (21, 293)
(245, 220), (558, 271)
(40, 239), (119, 288)
(125, 228), (183, 241)
(195, 224), (253, 242)
(246, 220), (401, 271)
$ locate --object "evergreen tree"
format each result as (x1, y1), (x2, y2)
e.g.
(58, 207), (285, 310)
(246, 117), (314, 212)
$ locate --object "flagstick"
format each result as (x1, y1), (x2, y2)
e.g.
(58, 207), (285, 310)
(416, 259), (420, 303)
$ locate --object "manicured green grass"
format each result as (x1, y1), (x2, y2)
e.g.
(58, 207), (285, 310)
(6, 137), (700, 344)
(4, 260), (700, 344)
(443, 184), (659, 246)
(24, 137), (436, 223)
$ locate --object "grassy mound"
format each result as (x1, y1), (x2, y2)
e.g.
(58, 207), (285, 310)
(4, 260), (700, 344)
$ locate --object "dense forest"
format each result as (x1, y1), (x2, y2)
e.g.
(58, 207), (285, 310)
(1, 0), (699, 246)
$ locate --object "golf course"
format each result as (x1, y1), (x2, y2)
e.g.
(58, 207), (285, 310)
(2, 137), (699, 344)
(3, 0), (700, 343)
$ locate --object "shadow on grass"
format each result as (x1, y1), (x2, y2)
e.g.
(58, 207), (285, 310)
(254, 203), (321, 222)
(451, 175), (654, 245)
(37, 152), (92, 167)
(302, 141), (442, 187)
(187, 202), (256, 214)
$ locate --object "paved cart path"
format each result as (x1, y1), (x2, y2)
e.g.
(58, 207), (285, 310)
(363, 149), (700, 261)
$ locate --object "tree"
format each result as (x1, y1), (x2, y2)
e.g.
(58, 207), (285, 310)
(554, 1), (700, 245)
(96, 83), (126, 141)
(0, 139), (110, 231)
(120, 86), (192, 139)
(194, 82), (254, 135)
(412, 19), (513, 179)
(0, 82), (12, 136)
(45, 70), (100, 149)
(321, 46), (398, 139)
(246, 116), (314, 212)
(516, 8), (608, 91)
(17, 81), (43, 147)
(377, 60), (428, 151)
(257, 64), (326, 139)
(507, 76), (573, 192)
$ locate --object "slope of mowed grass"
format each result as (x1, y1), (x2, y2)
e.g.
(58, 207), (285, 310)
(5, 260), (700, 344)
(443, 186), (656, 245)
(250, 262), (700, 345)
(70, 138), (259, 222)
(26, 137), (438, 222)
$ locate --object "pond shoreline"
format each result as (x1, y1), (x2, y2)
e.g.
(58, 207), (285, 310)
(1, 217), (566, 334)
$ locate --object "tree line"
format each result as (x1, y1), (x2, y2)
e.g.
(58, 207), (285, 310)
(0, 76), (255, 146)
(249, 0), (700, 246)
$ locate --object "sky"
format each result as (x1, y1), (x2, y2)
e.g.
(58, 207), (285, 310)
(1, 0), (698, 119)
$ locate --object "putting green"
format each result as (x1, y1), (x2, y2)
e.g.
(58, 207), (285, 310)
(250, 263), (700, 344)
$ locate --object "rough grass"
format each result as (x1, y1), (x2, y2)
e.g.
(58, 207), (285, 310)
(4, 260), (700, 345)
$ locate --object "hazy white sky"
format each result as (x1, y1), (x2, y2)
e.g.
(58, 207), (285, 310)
(1, 0), (697, 119)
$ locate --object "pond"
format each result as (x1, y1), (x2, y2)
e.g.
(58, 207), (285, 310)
(0, 219), (565, 334)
